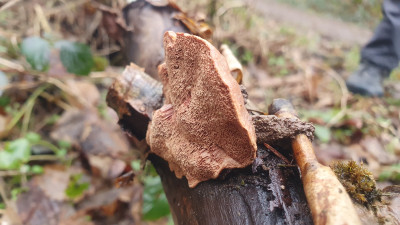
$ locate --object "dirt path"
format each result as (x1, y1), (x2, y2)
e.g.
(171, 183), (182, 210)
(245, 0), (372, 46)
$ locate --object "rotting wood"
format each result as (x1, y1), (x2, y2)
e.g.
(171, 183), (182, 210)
(270, 98), (361, 225)
(106, 63), (313, 224)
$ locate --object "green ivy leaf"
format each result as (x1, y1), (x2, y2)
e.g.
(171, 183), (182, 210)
(131, 160), (141, 172)
(314, 125), (331, 143)
(31, 165), (44, 174)
(92, 56), (108, 72)
(142, 176), (170, 221)
(8, 139), (30, 162)
(0, 71), (8, 96)
(25, 132), (41, 143)
(21, 37), (50, 71)
(56, 41), (94, 76)
(56, 148), (67, 157)
(0, 96), (10, 107)
(19, 164), (30, 173)
(11, 187), (27, 200)
(0, 138), (31, 170)
(57, 140), (71, 149)
(0, 151), (16, 169)
(65, 173), (89, 199)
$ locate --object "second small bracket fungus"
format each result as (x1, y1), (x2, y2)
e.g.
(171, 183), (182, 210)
(146, 31), (257, 188)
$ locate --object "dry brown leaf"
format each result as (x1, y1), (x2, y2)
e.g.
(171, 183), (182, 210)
(76, 188), (133, 220)
(314, 143), (348, 166)
(360, 136), (396, 165)
(47, 49), (71, 77)
(220, 44), (243, 84)
(64, 80), (100, 109)
(174, 12), (213, 41)
(97, 3), (132, 43)
(345, 144), (381, 175)
(88, 155), (126, 180)
(16, 177), (77, 225)
(51, 108), (130, 158)
(37, 165), (73, 201)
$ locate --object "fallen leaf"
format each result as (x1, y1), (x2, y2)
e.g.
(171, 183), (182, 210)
(64, 79), (100, 109)
(16, 177), (76, 225)
(315, 143), (348, 166)
(88, 155), (126, 180)
(51, 108), (129, 158)
(21, 37), (50, 71)
(37, 165), (73, 201)
(76, 188), (132, 220)
(360, 136), (395, 165)
(220, 44), (243, 84)
(47, 49), (71, 78)
(174, 12), (213, 41)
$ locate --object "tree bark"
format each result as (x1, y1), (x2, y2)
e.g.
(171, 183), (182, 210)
(106, 65), (313, 225)
(150, 149), (312, 225)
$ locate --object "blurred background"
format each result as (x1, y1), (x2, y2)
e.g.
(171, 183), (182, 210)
(0, 0), (399, 224)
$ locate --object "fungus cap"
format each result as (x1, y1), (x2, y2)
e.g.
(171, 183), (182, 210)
(146, 31), (257, 187)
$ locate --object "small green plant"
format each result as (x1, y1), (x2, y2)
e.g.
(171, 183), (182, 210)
(299, 109), (341, 143)
(0, 132), (70, 170)
(131, 161), (171, 221)
(20, 36), (95, 76)
(314, 125), (331, 143)
(344, 46), (360, 72)
(0, 138), (30, 170)
(65, 173), (90, 199)
(142, 175), (170, 221)
(21, 37), (51, 71)
(379, 164), (400, 183)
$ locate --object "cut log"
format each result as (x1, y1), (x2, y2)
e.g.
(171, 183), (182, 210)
(106, 63), (313, 224)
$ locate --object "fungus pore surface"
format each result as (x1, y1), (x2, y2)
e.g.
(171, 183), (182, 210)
(146, 32), (257, 188)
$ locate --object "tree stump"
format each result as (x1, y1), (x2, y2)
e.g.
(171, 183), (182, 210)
(106, 63), (313, 225)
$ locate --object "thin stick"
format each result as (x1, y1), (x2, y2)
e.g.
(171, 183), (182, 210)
(40, 92), (71, 111)
(34, 4), (52, 34)
(3, 84), (49, 135)
(0, 177), (9, 208)
(325, 69), (349, 127)
(0, 57), (24, 72)
(29, 155), (62, 161)
(263, 143), (290, 164)
(44, 0), (87, 16)
(0, 0), (22, 12)
(21, 99), (34, 136)
(0, 170), (33, 177)
(247, 108), (266, 115)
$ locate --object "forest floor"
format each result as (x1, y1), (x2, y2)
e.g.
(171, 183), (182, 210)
(0, 0), (399, 224)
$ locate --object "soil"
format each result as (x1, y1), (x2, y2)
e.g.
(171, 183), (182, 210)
(245, 0), (372, 46)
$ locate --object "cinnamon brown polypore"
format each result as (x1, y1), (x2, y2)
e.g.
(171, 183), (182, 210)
(146, 31), (257, 188)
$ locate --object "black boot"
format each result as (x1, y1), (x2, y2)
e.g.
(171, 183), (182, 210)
(346, 62), (389, 97)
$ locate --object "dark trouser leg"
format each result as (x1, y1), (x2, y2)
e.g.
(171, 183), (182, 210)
(361, 0), (400, 72)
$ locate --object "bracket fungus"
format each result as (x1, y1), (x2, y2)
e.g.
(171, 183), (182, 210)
(146, 32), (257, 188)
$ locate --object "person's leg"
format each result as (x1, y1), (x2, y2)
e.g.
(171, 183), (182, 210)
(361, 0), (400, 71)
(346, 0), (400, 97)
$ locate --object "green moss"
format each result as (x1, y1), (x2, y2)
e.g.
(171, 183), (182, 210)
(331, 161), (381, 207)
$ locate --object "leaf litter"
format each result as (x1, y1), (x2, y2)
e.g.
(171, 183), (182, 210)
(0, 0), (399, 224)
